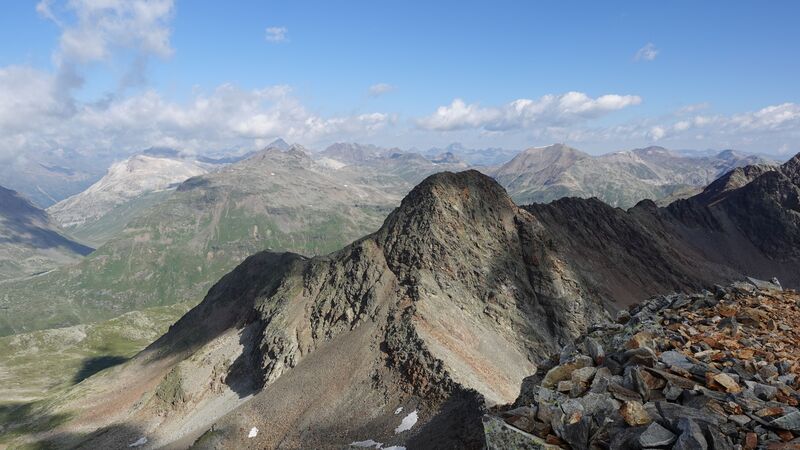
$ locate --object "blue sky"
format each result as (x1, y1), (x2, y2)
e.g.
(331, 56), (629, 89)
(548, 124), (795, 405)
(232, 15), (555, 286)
(1, 0), (798, 159)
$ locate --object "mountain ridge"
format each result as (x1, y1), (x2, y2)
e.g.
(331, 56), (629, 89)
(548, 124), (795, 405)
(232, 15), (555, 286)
(494, 144), (770, 208)
(16, 154), (800, 448)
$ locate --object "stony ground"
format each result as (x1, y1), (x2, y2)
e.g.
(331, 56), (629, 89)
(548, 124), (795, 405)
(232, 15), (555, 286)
(487, 278), (800, 449)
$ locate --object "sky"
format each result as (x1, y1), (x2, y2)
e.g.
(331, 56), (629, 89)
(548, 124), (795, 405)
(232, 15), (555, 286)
(0, 0), (799, 161)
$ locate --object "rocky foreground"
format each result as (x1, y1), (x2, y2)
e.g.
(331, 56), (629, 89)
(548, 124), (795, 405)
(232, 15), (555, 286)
(487, 279), (800, 449)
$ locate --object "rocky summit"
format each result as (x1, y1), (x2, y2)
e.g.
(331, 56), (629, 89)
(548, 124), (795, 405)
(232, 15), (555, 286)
(488, 279), (800, 449)
(6, 160), (800, 449)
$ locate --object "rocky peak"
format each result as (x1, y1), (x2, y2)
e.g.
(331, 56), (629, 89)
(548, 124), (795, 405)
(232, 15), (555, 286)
(692, 163), (777, 205)
(376, 170), (519, 261)
(781, 152), (800, 181)
(266, 137), (290, 150)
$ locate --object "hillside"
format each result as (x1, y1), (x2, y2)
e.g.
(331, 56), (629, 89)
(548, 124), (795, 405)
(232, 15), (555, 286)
(47, 155), (211, 247)
(0, 146), (402, 337)
(0, 186), (92, 280)
(494, 144), (768, 208)
(11, 155), (800, 449)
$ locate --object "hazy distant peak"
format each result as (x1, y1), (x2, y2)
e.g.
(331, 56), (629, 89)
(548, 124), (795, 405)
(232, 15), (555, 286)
(632, 145), (676, 157)
(267, 137), (290, 150)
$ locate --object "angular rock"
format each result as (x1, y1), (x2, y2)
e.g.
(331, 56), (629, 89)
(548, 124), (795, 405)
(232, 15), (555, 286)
(620, 400), (652, 426)
(483, 415), (559, 449)
(638, 422), (676, 447)
(609, 382), (642, 402)
(744, 432), (758, 450)
(674, 417), (708, 450)
(661, 351), (696, 371)
(771, 411), (800, 432)
(584, 338), (605, 366)
(655, 401), (721, 426)
(729, 414), (751, 426)
(560, 415), (591, 450)
(541, 357), (593, 389)
(706, 425), (734, 450)
(712, 373), (743, 393)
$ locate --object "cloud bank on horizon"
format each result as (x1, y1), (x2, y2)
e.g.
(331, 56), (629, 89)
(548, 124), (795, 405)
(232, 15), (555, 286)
(0, 0), (798, 162)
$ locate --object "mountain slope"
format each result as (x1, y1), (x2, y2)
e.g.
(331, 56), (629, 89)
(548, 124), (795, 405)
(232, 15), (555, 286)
(17, 156), (800, 449)
(660, 154), (800, 285)
(0, 186), (92, 280)
(47, 155), (210, 246)
(7, 171), (610, 449)
(0, 146), (401, 337)
(494, 144), (769, 207)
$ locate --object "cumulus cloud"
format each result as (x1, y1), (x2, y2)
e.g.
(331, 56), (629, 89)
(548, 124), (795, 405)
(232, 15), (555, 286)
(417, 92), (642, 131)
(553, 102), (800, 157)
(265, 26), (288, 43)
(0, 76), (394, 161)
(634, 43), (659, 62)
(368, 83), (396, 97)
(677, 102), (710, 114)
(37, 0), (175, 64)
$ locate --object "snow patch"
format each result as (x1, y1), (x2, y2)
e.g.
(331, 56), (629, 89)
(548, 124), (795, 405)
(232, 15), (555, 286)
(350, 439), (383, 448)
(394, 410), (418, 434)
(248, 427), (258, 438)
(128, 437), (148, 447)
(317, 157), (347, 170)
(394, 407), (403, 415)
(349, 440), (406, 450)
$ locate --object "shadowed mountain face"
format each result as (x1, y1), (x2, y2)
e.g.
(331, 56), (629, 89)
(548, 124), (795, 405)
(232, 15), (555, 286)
(0, 186), (92, 280)
(19, 156), (800, 449)
(493, 144), (769, 208)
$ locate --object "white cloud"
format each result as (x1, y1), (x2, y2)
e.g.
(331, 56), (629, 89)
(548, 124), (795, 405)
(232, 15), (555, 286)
(368, 83), (396, 97)
(634, 43), (659, 62)
(0, 71), (394, 160)
(417, 92), (642, 131)
(677, 102), (710, 114)
(38, 0), (175, 64)
(265, 26), (288, 43)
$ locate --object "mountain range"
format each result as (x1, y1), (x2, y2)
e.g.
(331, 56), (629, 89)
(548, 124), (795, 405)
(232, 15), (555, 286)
(420, 142), (519, 166)
(8, 152), (800, 449)
(317, 142), (470, 184)
(493, 144), (769, 208)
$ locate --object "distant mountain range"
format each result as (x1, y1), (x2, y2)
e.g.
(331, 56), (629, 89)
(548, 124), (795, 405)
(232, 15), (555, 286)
(317, 142), (470, 185)
(13, 152), (800, 449)
(492, 144), (769, 208)
(0, 185), (92, 280)
(0, 149), (116, 208)
(421, 142), (519, 166)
